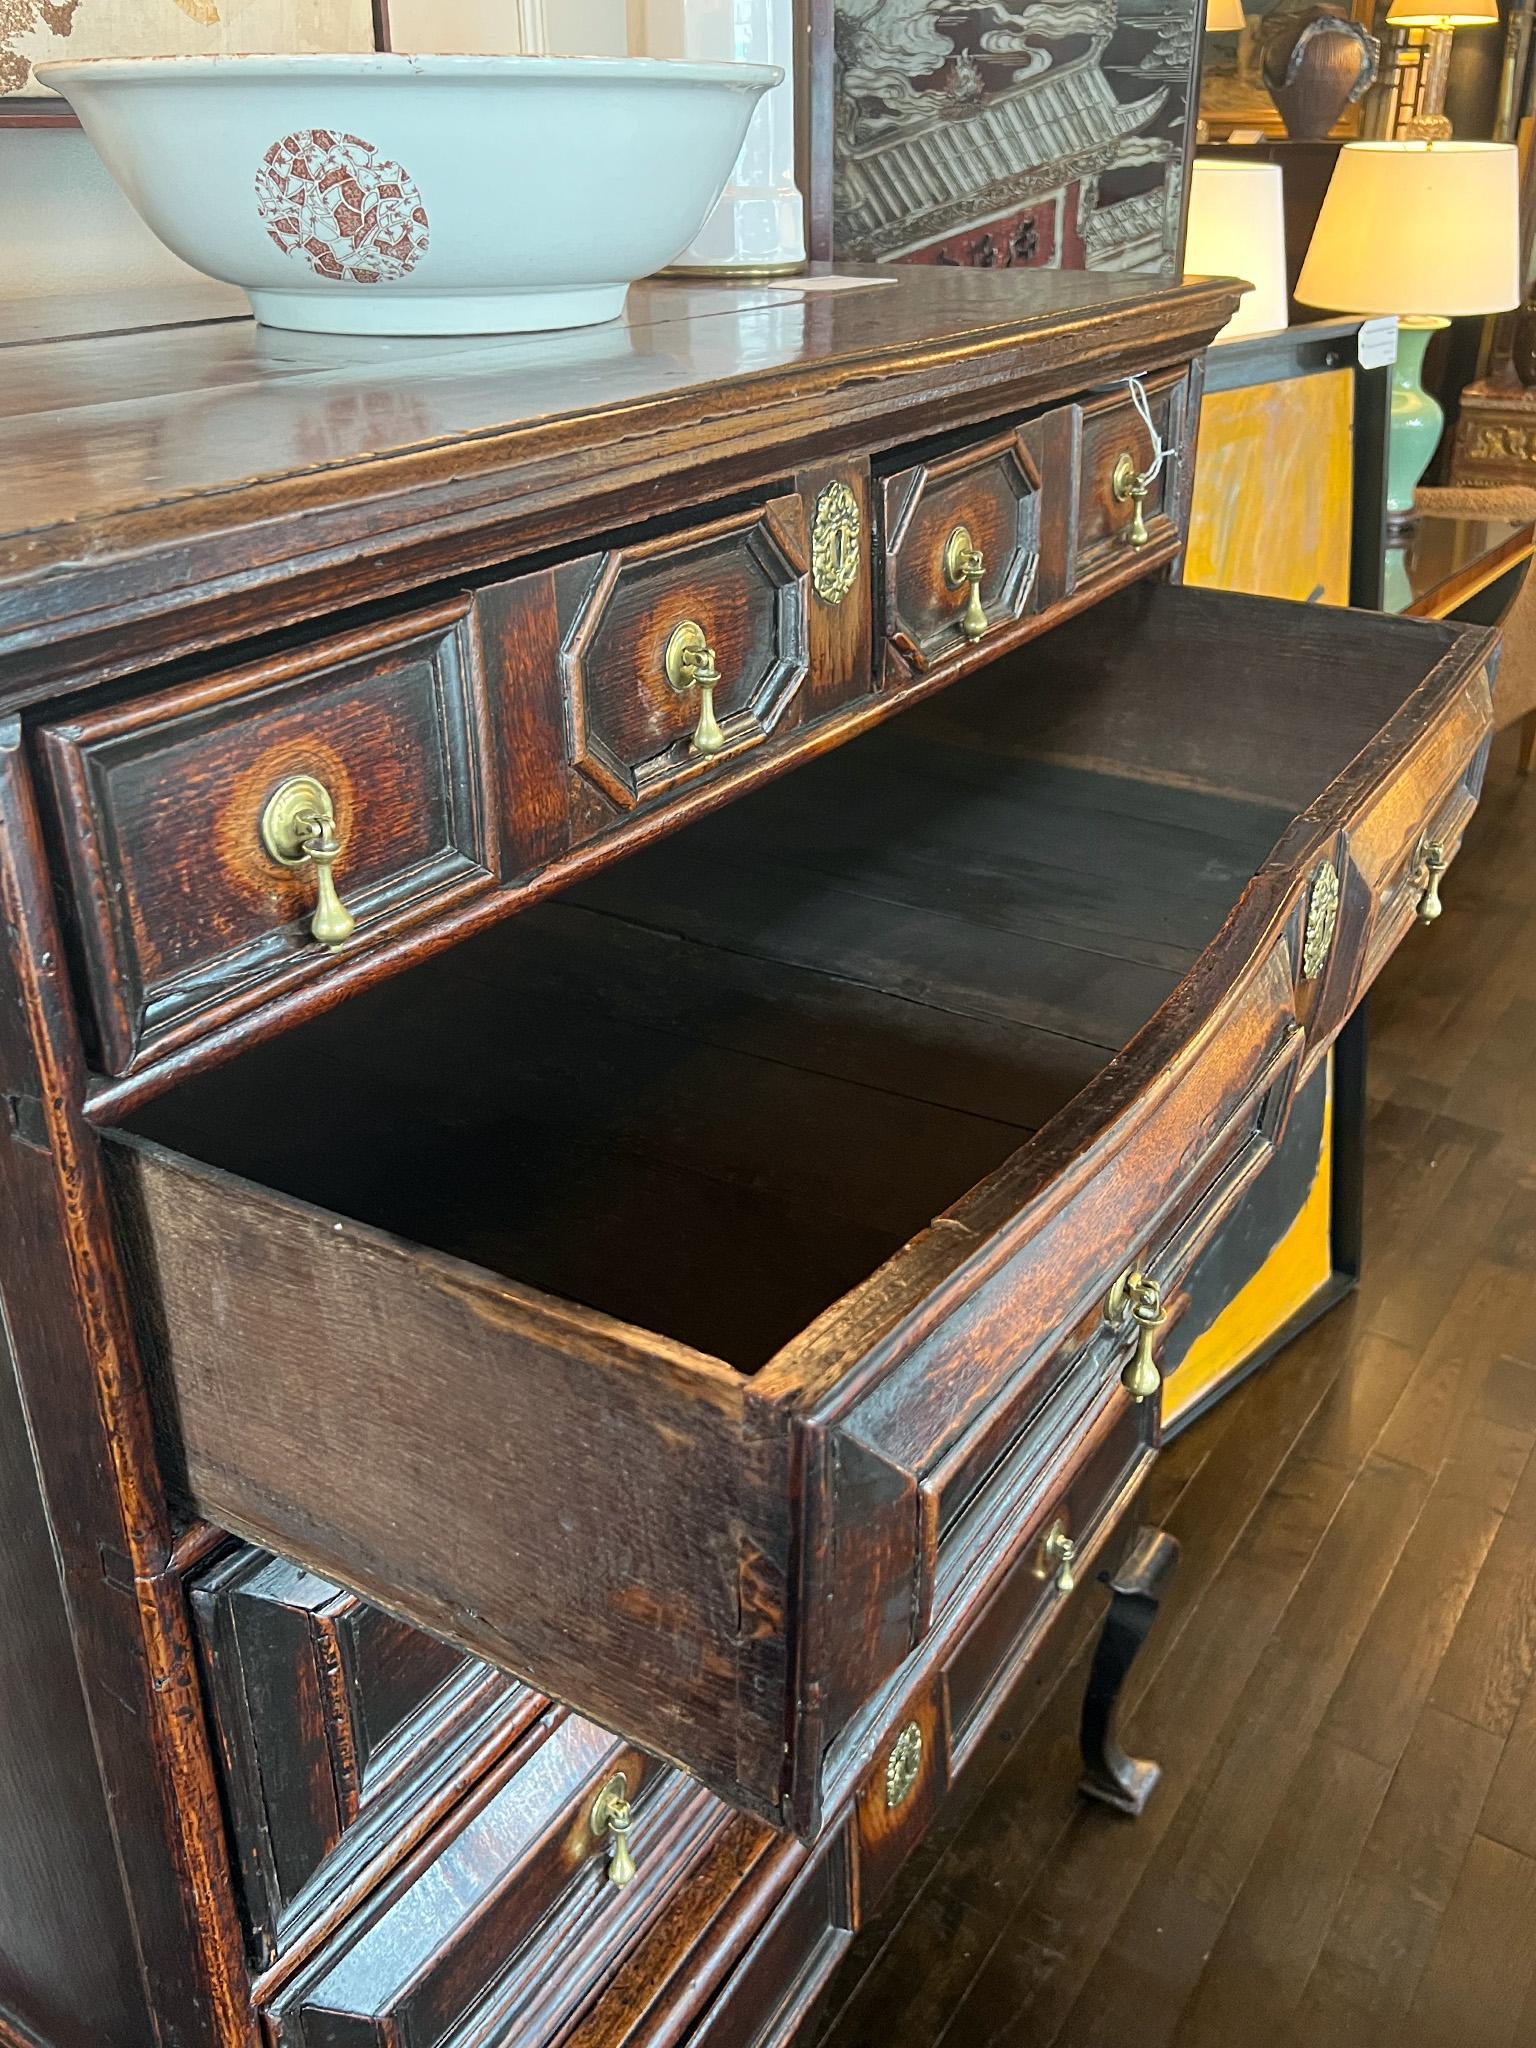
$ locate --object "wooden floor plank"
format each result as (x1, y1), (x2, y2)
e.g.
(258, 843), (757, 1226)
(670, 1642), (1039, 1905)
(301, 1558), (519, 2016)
(1403, 1834), (1536, 2048)
(1427, 1514), (1536, 1740)
(1319, 1489), (1501, 1769)
(1480, 1667), (1536, 1863)
(1291, 1705), (1505, 2048)
(1164, 1735), (1390, 2048)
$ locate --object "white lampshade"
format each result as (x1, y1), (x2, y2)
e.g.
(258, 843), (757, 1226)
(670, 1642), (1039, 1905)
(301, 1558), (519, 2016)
(1183, 159), (1290, 340)
(1386, 0), (1496, 25)
(1205, 0), (1248, 30)
(1296, 142), (1520, 316)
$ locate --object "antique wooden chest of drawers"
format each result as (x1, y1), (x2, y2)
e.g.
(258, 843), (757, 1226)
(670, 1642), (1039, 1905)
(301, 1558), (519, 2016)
(0, 269), (1495, 2048)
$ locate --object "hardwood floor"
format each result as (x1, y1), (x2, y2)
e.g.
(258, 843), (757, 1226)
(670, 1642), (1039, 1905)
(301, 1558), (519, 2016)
(813, 726), (1536, 2048)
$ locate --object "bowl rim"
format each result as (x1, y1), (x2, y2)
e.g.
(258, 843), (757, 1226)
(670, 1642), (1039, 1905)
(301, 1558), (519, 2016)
(34, 50), (783, 90)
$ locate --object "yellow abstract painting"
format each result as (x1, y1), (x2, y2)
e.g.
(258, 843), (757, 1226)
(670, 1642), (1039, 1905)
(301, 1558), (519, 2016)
(1186, 370), (1355, 606)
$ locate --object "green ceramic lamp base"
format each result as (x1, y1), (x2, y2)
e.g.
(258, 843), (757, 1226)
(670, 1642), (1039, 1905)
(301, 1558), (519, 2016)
(1388, 317), (1449, 525)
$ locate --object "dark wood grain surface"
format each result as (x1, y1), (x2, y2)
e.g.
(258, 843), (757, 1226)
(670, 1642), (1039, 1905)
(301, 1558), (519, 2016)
(0, 262), (1502, 2048)
(812, 722), (1536, 2048)
(40, 603), (496, 1073)
(0, 270), (1240, 703)
(555, 495), (810, 810)
(102, 583), (1490, 1835)
(881, 428), (1043, 678)
(0, 724), (254, 2048)
(190, 1547), (537, 1967)
(0, 1299), (152, 2048)
(261, 1709), (685, 2048)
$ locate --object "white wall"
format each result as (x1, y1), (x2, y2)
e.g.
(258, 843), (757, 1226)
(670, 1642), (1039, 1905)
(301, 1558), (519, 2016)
(1, 126), (203, 300)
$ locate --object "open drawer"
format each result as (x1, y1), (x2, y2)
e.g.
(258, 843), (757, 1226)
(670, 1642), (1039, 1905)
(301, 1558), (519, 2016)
(105, 585), (1493, 1837)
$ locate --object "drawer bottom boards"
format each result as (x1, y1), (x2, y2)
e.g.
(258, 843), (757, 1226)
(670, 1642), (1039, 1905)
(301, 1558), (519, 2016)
(125, 727), (1279, 1367)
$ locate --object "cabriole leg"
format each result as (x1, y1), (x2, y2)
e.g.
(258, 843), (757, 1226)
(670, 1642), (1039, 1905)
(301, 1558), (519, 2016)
(1077, 1524), (1179, 1817)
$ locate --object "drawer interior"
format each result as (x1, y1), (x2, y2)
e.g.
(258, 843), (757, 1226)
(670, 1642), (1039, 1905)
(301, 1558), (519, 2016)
(115, 586), (1445, 1374)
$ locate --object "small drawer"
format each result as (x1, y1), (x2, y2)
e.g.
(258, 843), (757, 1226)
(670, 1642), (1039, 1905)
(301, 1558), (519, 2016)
(879, 427), (1043, 683)
(1075, 373), (1187, 581)
(946, 1392), (1148, 1750)
(687, 1832), (854, 2048)
(552, 498), (811, 818)
(918, 1010), (1302, 1630)
(262, 1712), (689, 2048)
(1347, 665), (1493, 992)
(191, 1546), (533, 1963)
(38, 604), (496, 1075)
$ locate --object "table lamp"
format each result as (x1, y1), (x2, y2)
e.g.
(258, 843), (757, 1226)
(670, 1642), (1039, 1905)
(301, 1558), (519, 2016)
(1296, 140), (1519, 522)
(1206, 0), (1247, 29)
(1184, 159), (1289, 340)
(1385, 0), (1498, 136)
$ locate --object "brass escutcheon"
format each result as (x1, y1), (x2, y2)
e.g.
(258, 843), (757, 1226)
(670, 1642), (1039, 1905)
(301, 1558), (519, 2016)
(663, 619), (727, 756)
(943, 523), (987, 643)
(812, 478), (862, 605)
(885, 1720), (924, 1810)
(1111, 452), (1151, 548)
(259, 774), (356, 951)
(1106, 1266), (1167, 1403)
(590, 1771), (637, 1887)
(1302, 859), (1340, 981)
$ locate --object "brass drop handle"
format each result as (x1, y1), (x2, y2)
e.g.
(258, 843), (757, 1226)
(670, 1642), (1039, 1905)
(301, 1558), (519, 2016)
(1112, 452), (1151, 549)
(1037, 1517), (1077, 1595)
(1107, 1268), (1167, 1403)
(590, 1771), (637, 1887)
(663, 619), (727, 756)
(260, 775), (357, 952)
(1416, 838), (1449, 924)
(943, 523), (988, 644)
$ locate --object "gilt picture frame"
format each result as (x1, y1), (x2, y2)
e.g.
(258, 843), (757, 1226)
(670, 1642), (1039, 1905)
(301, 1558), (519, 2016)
(1199, 0), (1380, 140)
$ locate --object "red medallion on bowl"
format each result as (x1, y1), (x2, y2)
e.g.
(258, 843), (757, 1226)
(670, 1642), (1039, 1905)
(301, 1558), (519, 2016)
(255, 130), (430, 285)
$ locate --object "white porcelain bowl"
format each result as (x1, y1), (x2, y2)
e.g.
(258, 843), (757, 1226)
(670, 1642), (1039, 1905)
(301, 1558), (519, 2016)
(36, 53), (780, 335)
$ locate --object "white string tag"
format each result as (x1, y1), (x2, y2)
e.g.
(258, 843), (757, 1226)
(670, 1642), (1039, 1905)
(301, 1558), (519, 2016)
(1124, 375), (1171, 491)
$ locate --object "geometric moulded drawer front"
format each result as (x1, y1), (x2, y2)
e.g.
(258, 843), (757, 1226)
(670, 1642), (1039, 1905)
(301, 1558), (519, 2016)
(880, 427), (1043, 683)
(1074, 372), (1188, 584)
(190, 1547), (534, 1964)
(558, 498), (810, 813)
(37, 603), (496, 1074)
(261, 1708), (685, 2047)
(110, 586), (1493, 1840)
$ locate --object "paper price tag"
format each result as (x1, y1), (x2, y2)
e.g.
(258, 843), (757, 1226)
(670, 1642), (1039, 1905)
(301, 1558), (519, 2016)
(756, 275), (897, 293)
(1358, 317), (1399, 370)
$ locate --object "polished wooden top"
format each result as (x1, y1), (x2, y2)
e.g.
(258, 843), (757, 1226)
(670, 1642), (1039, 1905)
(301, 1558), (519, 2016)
(0, 268), (1240, 706)
(1385, 513), (1536, 621)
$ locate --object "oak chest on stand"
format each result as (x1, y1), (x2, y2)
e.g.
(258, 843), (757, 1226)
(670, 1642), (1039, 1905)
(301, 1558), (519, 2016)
(0, 268), (1495, 2048)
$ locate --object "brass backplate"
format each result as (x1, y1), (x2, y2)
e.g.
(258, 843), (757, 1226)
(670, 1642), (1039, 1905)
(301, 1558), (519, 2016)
(260, 775), (334, 867)
(1302, 859), (1340, 981)
(590, 1770), (630, 1836)
(1034, 1516), (1072, 1580)
(663, 619), (710, 694)
(943, 523), (977, 590)
(1111, 452), (1137, 504)
(1104, 1264), (1139, 1327)
(811, 479), (861, 605)
(885, 1720), (924, 1810)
